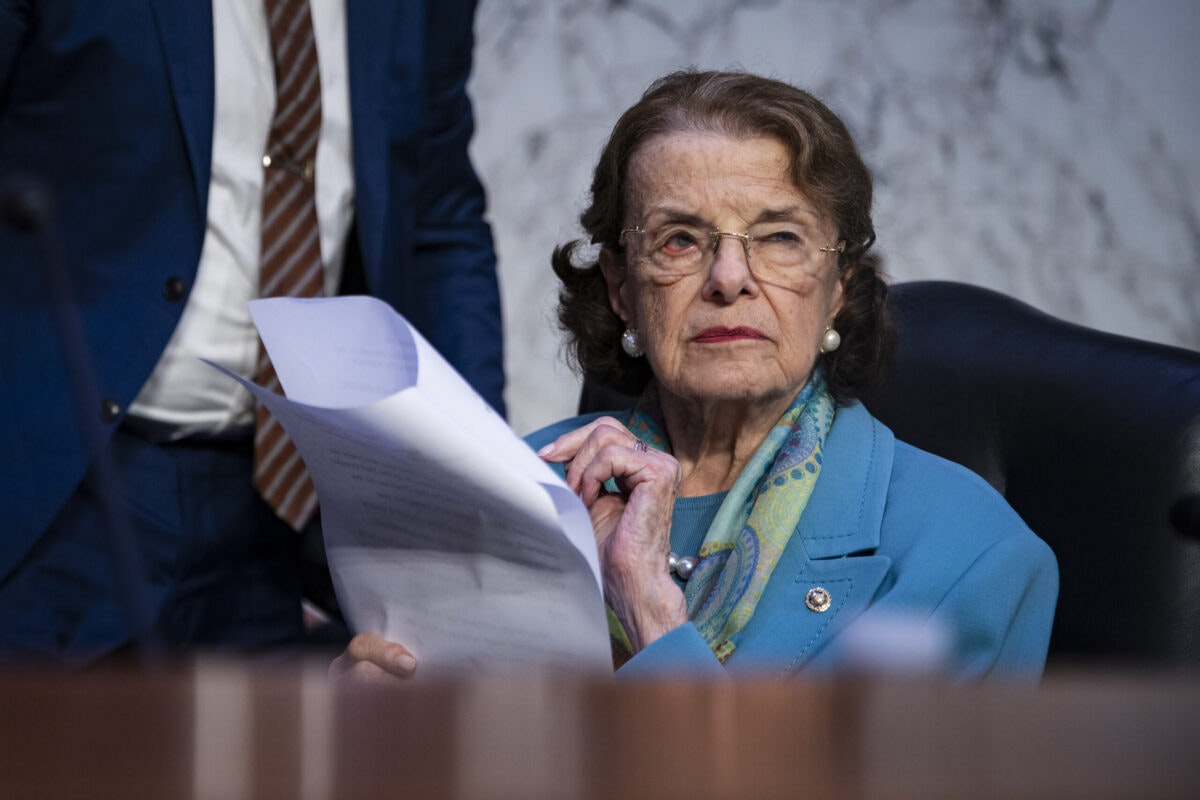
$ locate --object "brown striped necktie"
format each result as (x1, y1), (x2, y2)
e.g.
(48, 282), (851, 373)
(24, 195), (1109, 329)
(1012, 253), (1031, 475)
(254, 0), (323, 530)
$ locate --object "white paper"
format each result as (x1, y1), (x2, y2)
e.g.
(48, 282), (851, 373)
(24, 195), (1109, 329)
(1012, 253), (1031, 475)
(211, 296), (611, 675)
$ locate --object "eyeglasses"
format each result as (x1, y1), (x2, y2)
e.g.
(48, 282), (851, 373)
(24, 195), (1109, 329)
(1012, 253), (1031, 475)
(620, 223), (845, 285)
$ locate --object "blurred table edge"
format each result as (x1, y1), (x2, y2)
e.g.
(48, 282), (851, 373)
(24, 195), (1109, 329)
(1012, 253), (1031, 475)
(1, 657), (1197, 800)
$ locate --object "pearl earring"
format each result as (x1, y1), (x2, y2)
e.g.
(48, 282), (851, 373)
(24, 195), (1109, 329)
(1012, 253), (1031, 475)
(820, 326), (841, 354)
(621, 328), (644, 358)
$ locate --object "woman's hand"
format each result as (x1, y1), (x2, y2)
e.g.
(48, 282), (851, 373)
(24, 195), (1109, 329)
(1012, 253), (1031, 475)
(539, 417), (688, 652)
(329, 632), (418, 685)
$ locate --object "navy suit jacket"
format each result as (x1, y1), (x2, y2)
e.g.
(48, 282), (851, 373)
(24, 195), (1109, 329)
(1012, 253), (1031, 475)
(0, 0), (504, 582)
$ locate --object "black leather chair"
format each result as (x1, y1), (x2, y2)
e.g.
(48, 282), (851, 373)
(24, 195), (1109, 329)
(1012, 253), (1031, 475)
(579, 280), (1200, 668)
(862, 281), (1200, 669)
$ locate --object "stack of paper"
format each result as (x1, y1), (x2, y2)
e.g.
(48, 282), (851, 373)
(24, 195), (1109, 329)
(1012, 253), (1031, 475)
(215, 296), (611, 675)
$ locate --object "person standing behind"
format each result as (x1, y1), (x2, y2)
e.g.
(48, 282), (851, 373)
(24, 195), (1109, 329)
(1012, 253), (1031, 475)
(0, 0), (504, 662)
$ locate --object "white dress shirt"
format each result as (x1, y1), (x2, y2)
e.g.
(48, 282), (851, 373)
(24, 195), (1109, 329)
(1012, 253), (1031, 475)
(127, 0), (354, 438)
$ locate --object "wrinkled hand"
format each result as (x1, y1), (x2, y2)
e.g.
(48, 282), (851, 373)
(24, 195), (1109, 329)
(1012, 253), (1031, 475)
(539, 417), (688, 652)
(329, 632), (417, 685)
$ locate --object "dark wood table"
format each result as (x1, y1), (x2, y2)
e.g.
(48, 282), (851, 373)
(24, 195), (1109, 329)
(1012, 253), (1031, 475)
(2, 659), (1197, 799)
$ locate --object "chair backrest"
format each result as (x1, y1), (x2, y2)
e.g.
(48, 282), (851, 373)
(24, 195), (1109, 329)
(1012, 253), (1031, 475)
(861, 281), (1200, 668)
(578, 280), (1200, 668)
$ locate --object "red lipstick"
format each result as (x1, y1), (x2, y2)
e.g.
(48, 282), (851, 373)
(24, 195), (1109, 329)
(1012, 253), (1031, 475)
(693, 326), (766, 343)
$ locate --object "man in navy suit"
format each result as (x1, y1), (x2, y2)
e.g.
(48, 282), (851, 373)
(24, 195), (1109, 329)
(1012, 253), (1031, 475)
(0, 0), (505, 661)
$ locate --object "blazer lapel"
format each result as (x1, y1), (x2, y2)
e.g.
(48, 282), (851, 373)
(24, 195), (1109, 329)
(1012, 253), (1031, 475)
(731, 551), (892, 676)
(727, 403), (896, 675)
(147, 0), (214, 216)
(345, 0), (411, 277)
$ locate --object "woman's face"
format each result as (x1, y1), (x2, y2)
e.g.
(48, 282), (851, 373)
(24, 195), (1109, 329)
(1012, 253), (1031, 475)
(604, 131), (844, 408)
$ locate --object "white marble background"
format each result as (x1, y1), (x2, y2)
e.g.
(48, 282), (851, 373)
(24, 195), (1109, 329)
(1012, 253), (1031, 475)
(467, 0), (1200, 434)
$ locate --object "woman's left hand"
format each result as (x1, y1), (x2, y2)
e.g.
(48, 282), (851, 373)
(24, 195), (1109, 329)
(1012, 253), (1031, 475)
(539, 417), (688, 652)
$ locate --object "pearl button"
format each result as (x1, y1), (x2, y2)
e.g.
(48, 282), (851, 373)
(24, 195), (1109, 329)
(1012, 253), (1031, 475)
(99, 397), (121, 424)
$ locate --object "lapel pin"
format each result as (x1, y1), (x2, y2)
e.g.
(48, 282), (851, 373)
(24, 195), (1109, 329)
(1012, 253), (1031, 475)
(805, 586), (832, 613)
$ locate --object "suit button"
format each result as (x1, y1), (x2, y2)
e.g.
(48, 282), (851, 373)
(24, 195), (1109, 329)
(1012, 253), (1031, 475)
(163, 277), (186, 302)
(100, 398), (121, 423)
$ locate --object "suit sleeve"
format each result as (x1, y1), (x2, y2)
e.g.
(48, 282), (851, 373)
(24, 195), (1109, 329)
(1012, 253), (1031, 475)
(616, 622), (728, 680)
(933, 531), (1059, 680)
(410, 0), (505, 414)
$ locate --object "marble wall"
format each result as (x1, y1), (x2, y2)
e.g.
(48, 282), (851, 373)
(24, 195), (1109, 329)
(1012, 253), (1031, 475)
(467, 0), (1200, 434)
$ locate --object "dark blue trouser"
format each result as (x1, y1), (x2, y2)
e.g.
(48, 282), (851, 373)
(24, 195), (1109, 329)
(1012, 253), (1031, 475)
(0, 427), (303, 663)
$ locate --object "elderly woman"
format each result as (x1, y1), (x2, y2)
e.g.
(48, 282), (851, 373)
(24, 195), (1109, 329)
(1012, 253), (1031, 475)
(334, 70), (1057, 682)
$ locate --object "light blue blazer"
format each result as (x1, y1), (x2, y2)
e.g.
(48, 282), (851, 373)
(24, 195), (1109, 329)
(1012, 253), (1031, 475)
(526, 401), (1058, 680)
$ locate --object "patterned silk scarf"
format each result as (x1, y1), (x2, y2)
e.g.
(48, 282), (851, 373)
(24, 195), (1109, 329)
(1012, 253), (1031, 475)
(623, 368), (836, 663)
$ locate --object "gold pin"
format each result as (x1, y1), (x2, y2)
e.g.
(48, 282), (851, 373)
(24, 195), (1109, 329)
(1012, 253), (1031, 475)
(805, 586), (832, 613)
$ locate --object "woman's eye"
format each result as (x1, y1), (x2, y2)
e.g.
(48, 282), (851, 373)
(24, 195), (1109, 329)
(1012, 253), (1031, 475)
(763, 229), (802, 244)
(660, 232), (699, 254)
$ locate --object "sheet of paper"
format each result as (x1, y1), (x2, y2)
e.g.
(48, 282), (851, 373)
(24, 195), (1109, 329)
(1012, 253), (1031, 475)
(213, 296), (611, 675)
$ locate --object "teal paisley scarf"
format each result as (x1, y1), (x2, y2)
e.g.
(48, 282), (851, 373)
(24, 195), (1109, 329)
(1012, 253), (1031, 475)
(622, 367), (835, 663)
